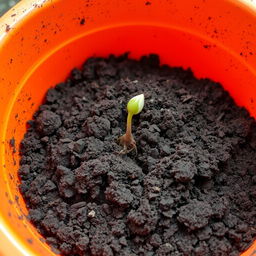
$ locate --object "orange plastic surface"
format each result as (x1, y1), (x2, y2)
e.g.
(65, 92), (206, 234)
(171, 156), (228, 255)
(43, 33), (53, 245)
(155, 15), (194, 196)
(0, 0), (256, 255)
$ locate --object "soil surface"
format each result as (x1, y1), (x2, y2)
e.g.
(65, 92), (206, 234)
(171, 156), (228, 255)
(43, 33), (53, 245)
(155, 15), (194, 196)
(19, 54), (256, 256)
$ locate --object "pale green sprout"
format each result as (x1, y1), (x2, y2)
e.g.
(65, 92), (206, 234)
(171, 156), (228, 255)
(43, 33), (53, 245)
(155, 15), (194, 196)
(118, 94), (145, 154)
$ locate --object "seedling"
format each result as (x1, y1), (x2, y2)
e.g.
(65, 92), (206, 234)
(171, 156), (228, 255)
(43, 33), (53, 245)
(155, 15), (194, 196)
(118, 94), (145, 154)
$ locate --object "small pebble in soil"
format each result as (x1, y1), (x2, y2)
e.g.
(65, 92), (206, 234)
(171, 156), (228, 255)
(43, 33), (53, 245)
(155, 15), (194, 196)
(19, 54), (256, 256)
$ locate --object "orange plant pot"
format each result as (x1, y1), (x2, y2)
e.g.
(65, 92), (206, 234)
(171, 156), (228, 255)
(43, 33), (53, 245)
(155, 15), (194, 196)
(0, 0), (256, 255)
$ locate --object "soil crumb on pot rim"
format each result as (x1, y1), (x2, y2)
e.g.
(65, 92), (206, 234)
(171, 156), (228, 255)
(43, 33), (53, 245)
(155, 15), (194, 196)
(19, 54), (256, 256)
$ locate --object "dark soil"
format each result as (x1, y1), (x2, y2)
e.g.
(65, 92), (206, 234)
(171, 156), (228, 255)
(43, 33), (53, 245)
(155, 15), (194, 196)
(19, 54), (256, 256)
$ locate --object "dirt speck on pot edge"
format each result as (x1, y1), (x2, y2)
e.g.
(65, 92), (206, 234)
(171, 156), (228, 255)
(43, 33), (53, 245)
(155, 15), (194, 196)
(19, 54), (256, 256)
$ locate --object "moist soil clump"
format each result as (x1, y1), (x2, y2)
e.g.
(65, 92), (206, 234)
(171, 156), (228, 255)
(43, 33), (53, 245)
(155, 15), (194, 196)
(19, 54), (256, 256)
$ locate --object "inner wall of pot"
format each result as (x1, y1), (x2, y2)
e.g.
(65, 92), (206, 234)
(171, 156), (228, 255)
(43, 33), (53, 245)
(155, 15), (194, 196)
(3, 25), (256, 255)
